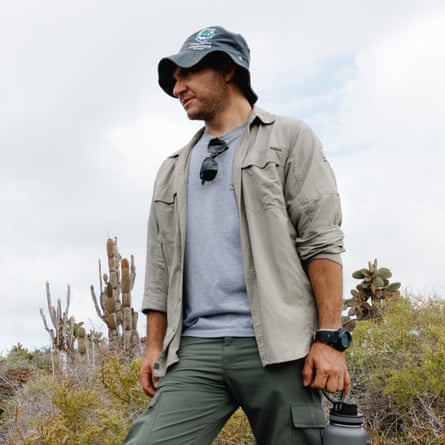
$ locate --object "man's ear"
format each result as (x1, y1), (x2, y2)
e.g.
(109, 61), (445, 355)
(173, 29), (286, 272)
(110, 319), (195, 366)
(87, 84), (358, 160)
(224, 70), (235, 83)
(223, 61), (236, 83)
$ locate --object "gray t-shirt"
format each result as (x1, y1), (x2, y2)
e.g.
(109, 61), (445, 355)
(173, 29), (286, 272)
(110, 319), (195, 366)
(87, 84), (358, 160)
(183, 124), (255, 337)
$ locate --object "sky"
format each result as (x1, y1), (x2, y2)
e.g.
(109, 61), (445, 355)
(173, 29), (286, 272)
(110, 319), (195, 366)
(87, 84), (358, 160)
(1, 0), (444, 354)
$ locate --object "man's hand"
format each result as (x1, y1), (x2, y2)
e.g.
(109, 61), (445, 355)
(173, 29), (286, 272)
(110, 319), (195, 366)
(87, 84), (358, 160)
(304, 259), (350, 394)
(140, 311), (167, 396)
(140, 349), (161, 396)
(302, 342), (351, 395)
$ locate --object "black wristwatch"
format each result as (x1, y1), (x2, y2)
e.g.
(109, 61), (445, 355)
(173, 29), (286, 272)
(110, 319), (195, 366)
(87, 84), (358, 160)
(313, 328), (352, 351)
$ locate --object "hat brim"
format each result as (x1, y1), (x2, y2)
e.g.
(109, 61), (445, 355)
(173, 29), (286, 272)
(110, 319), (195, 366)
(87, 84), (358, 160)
(158, 49), (257, 105)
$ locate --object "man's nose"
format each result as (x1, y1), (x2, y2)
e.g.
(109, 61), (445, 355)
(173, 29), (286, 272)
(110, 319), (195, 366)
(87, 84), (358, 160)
(173, 78), (186, 98)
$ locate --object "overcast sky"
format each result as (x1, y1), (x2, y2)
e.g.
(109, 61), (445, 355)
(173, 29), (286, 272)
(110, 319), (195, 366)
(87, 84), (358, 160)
(1, 0), (444, 354)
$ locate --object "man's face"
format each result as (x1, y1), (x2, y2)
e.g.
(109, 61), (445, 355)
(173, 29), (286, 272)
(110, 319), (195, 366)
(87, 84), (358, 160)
(172, 65), (230, 122)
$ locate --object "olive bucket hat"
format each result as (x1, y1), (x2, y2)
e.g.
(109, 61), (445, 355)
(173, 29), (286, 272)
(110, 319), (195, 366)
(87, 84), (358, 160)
(158, 26), (258, 105)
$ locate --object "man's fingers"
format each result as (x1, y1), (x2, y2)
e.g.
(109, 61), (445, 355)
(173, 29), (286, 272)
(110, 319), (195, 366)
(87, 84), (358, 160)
(310, 367), (329, 391)
(303, 343), (351, 393)
(302, 357), (315, 387)
(323, 374), (342, 394)
(311, 367), (350, 393)
(141, 377), (157, 396)
(343, 369), (351, 396)
(140, 374), (152, 396)
(140, 366), (157, 396)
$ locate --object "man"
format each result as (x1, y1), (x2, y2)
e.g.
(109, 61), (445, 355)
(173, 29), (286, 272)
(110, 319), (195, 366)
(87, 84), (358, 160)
(124, 26), (350, 445)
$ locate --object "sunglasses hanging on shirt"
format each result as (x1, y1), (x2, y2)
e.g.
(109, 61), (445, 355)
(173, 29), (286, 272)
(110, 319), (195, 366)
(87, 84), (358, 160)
(200, 138), (229, 185)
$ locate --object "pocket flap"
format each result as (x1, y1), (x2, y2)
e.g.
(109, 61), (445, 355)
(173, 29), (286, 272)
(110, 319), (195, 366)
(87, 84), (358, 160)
(291, 404), (326, 429)
(241, 147), (283, 169)
(153, 187), (176, 204)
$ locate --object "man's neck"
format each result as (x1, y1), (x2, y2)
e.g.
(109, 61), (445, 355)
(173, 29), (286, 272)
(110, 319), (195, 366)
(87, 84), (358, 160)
(205, 99), (253, 137)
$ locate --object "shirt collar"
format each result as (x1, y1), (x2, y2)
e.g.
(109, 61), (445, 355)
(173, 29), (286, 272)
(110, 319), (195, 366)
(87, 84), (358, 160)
(249, 106), (276, 126)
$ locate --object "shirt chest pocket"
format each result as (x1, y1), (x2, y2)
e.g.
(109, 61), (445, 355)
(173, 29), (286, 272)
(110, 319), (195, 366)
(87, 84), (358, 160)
(241, 147), (286, 212)
(153, 187), (178, 247)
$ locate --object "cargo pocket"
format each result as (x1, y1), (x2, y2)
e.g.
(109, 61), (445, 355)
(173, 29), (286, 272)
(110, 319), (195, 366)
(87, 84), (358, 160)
(291, 403), (325, 444)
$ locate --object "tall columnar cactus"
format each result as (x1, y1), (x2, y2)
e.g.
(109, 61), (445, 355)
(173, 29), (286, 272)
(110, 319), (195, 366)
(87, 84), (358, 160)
(74, 322), (87, 355)
(40, 282), (86, 373)
(90, 237), (139, 354)
(344, 259), (401, 330)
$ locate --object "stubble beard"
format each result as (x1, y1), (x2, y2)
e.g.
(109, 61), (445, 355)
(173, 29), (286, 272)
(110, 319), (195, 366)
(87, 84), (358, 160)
(186, 86), (228, 123)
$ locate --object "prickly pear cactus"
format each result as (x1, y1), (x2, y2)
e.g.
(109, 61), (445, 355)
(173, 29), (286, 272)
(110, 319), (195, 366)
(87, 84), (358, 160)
(90, 238), (139, 355)
(344, 259), (401, 330)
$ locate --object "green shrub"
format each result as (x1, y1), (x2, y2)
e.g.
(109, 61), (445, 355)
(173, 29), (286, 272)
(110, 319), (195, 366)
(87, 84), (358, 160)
(36, 380), (125, 445)
(0, 352), (146, 445)
(2, 293), (444, 444)
(1, 349), (257, 445)
(347, 296), (445, 444)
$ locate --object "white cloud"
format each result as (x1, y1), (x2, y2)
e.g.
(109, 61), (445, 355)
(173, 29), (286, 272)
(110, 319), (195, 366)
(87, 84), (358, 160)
(1, 0), (444, 353)
(323, 11), (445, 296)
(103, 100), (202, 190)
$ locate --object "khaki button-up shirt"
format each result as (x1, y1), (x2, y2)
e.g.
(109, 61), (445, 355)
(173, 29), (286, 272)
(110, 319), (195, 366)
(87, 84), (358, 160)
(142, 107), (344, 376)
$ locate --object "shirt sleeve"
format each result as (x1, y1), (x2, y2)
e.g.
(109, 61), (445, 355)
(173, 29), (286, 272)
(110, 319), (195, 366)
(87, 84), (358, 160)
(285, 120), (345, 264)
(141, 200), (169, 313)
(141, 164), (172, 314)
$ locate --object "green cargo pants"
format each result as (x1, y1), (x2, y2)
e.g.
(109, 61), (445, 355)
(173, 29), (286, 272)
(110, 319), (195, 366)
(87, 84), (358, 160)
(123, 337), (325, 445)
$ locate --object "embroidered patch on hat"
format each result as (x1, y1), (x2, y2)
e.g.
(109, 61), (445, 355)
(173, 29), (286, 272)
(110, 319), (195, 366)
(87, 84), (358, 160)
(196, 28), (216, 42)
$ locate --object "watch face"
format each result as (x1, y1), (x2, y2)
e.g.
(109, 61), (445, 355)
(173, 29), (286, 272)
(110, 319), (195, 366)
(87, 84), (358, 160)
(339, 329), (352, 349)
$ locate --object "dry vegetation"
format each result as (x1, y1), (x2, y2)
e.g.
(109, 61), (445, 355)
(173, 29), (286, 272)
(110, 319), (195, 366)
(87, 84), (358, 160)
(1, 258), (443, 444)
(0, 347), (256, 445)
(1, 294), (443, 444)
